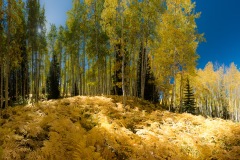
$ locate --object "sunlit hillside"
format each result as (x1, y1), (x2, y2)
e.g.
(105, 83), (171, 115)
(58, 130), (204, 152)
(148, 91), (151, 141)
(0, 96), (240, 160)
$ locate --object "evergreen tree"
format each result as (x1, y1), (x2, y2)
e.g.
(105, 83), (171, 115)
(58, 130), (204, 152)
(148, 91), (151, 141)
(111, 44), (122, 96)
(46, 54), (60, 99)
(144, 57), (159, 103)
(138, 52), (159, 103)
(183, 78), (196, 114)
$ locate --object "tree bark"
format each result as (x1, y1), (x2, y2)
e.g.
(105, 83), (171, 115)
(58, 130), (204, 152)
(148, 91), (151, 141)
(122, 48), (126, 107)
(5, 0), (11, 108)
(179, 71), (184, 113)
(83, 33), (86, 95)
(120, 7), (126, 107)
(0, 66), (3, 111)
(15, 71), (18, 102)
(140, 42), (146, 99)
(63, 53), (67, 97)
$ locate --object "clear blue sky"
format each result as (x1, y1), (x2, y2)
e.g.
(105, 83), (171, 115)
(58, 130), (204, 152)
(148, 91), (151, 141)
(39, 0), (72, 30)
(195, 0), (240, 68)
(40, 0), (240, 69)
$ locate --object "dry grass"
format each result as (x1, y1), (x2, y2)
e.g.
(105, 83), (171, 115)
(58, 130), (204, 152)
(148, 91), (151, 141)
(0, 95), (240, 159)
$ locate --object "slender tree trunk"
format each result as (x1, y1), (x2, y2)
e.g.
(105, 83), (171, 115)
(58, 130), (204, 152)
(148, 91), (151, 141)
(205, 98), (208, 116)
(5, 0), (11, 108)
(71, 54), (75, 96)
(23, 60), (27, 102)
(83, 33), (86, 95)
(109, 55), (112, 95)
(63, 53), (67, 97)
(235, 98), (237, 121)
(237, 100), (239, 122)
(122, 49), (126, 107)
(5, 55), (9, 108)
(171, 48), (177, 111)
(130, 43), (136, 97)
(31, 47), (34, 103)
(104, 57), (107, 95)
(35, 51), (39, 102)
(209, 100), (212, 117)
(140, 42), (146, 99)
(179, 71), (184, 113)
(0, 0), (3, 112)
(1, 66), (3, 111)
(59, 48), (62, 96)
(137, 48), (141, 98)
(77, 43), (81, 95)
(121, 11), (126, 107)
(200, 101), (203, 115)
(16, 71), (18, 102)
(94, 1), (100, 95)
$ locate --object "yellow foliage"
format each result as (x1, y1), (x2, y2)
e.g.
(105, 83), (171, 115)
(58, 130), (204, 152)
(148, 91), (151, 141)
(0, 96), (240, 159)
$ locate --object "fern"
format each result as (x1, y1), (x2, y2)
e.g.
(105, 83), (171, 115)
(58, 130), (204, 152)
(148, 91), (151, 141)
(1, 96), (240, 159)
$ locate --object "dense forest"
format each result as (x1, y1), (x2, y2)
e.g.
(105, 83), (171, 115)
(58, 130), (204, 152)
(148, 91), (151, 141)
(0, 0), (239, 122)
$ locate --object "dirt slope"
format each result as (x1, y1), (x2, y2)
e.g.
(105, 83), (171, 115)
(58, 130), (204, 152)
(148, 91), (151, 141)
(0, 96), (240, 159)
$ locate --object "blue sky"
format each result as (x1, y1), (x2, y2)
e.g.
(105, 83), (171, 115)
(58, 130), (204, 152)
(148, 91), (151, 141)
(40, 0), (240, 69)
(195, 0), (240, 68)
(39, 0), (72, 30)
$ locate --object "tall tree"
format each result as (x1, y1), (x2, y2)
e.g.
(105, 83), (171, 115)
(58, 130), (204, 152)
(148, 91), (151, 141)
(5, 0), (11, 108)
(183, 78), (196, 114)
(9, 0), (28, 104)
(102, 0), (129, 104)
(144, 57), (159, 103)
(46, 54), (60, 99)
(26, 0), (41, 102)
(153, 0), (203, 111)
(66, 0), (84, 96)
(19, 2), (29, 104)
(4, 0), (24, 108)
(138, 0), (162, 99)
(101, 0), (137, 105)
(54, 26), (64, 96)
(0, 0), (4, 110)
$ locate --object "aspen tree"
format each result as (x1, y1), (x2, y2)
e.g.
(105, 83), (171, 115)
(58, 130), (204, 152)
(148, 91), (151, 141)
(26, 0), (41, 102)
(153, 0), (202, 110)
(0, 0), (4, 110)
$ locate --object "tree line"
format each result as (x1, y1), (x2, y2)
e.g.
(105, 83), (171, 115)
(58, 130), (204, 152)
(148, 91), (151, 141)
(194, 62), (240, 122)
(9, 0), (240, 121)
(167, 62), (240, 122)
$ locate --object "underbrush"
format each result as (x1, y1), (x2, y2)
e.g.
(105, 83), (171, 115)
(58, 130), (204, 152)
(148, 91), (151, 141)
(0, 96), (240, 159)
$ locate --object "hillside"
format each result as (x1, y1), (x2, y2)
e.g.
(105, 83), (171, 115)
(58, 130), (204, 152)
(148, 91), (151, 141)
(0, 96), (240, 160)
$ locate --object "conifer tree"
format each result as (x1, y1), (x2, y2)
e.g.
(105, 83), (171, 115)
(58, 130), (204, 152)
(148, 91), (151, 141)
(111, 44), (123, 96)
(144, 57), (159, 103)
(138, 53), (159, 102)
(46, 54), (60, 99)
(153, 0), (203, 110)
(183, 78), (196, 114)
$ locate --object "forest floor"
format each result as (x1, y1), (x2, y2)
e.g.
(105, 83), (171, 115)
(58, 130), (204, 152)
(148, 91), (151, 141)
(0, 96), (240, 160)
